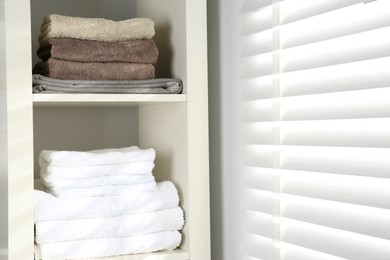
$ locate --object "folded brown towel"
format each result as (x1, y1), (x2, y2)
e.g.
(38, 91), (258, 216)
(33, 59), (155, 81)
(39, 15), (155, 45)
(37, 38), (159, 64)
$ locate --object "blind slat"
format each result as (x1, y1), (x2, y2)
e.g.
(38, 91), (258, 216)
(280, 0), (363, 25)
(242, 100), (273, 122)
(281, 242), (348, 260)
(242, 188), (274, 214)
(241, 0), (274, 15)
(242, 255), (266, 260)
(243, 145), (273, 167)
(241, 4), (273, 34)
(280, 146), (390, 178)
(281, 194), (390, 240)
(240, 233), (274, 260)
(244, 87), (390, 121)
(242, 76), (273, 101)
(241, 53), (273, 78)
(242, 167), (273, 192)
(280, 0), (390, 48)
(280, 118), (390, 148)
(242, 210), (274, 238)
(280, 169), (390, 209)
(281, 218), (390, 260)
(280, 87), (390, 121)
(281, 56), (390, 97)
(241, 30), (273, 57)
(243, 118), (390, 148)
(242, 122), (273, 145)
(281, 26), (390, 72)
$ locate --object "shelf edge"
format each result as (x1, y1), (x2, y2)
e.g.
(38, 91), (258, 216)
(33, 94), (187, 107)
(34, 244), (189, 260)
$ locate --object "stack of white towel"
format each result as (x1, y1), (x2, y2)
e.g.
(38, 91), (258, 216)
(34, 146), (184, 260)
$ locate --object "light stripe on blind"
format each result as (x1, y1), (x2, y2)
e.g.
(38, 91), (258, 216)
(239, 2), (276, 259)
(239, 0), (390, 259)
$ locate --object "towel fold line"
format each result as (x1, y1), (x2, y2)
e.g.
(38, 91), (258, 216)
(40, 163), (155, 183)
(40, 174), (155, 190)
(49, 180), (157, 192)
(48, 181), (158, 198)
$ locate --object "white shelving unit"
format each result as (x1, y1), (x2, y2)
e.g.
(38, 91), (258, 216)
(1, 0), (210, 259)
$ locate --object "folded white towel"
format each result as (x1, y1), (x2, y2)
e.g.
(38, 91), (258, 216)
(40, 174), (155, 189)
(48, 181), (158, 198)
(35, 181), (180, 221)
(36, 231), (181, 260)
(35, 207), (184, 244)
(40, 161), (155, 184)
(39, 14), (155, 46)
(39, 146), (155, 167)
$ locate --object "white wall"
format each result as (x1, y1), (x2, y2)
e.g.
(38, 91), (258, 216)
(33, 107), (139, 177)
(208, 0), (242, 259)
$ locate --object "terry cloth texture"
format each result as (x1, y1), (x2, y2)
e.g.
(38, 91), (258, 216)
(35, 207), (184, 244)
(33, 59), (155, 81)
(40, 174), (155, 190)
(40, 162), (155, 183)
(39, 146), (156, 182)
(36, 231), (181, 259)
(39, 146), (155, 167)
(34, 146), (184, 258)
(34, 181), (180, 221)
(47, 181), (158, 198)
(33, 74), (183, 94)
(39, 14), (155, 45)
(37, 38), (159, 64)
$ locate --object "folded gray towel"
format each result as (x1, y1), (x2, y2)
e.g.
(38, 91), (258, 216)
(32, 74), (183, 94)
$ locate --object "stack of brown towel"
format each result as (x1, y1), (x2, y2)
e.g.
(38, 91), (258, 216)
(34, 14), (158, 81)
(32, 14), (183, 94)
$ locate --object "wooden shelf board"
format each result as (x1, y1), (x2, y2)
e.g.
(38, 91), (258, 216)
(34, 245), (189, 260)
(33, 94), (187, 107)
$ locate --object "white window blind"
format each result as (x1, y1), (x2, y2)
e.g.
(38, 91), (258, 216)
(239, 1), (390, 260)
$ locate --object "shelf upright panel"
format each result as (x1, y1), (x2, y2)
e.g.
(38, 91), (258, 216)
(137, 0), (210, 259)
(0, 0), (7, 256)
(185, 0), (211, 259)
(1, 0), (35, 259)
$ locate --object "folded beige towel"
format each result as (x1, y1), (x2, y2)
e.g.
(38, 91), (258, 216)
(39, 14), (155, 45)
(37, 38), (159, 64)
(33, 59), (155, 81)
